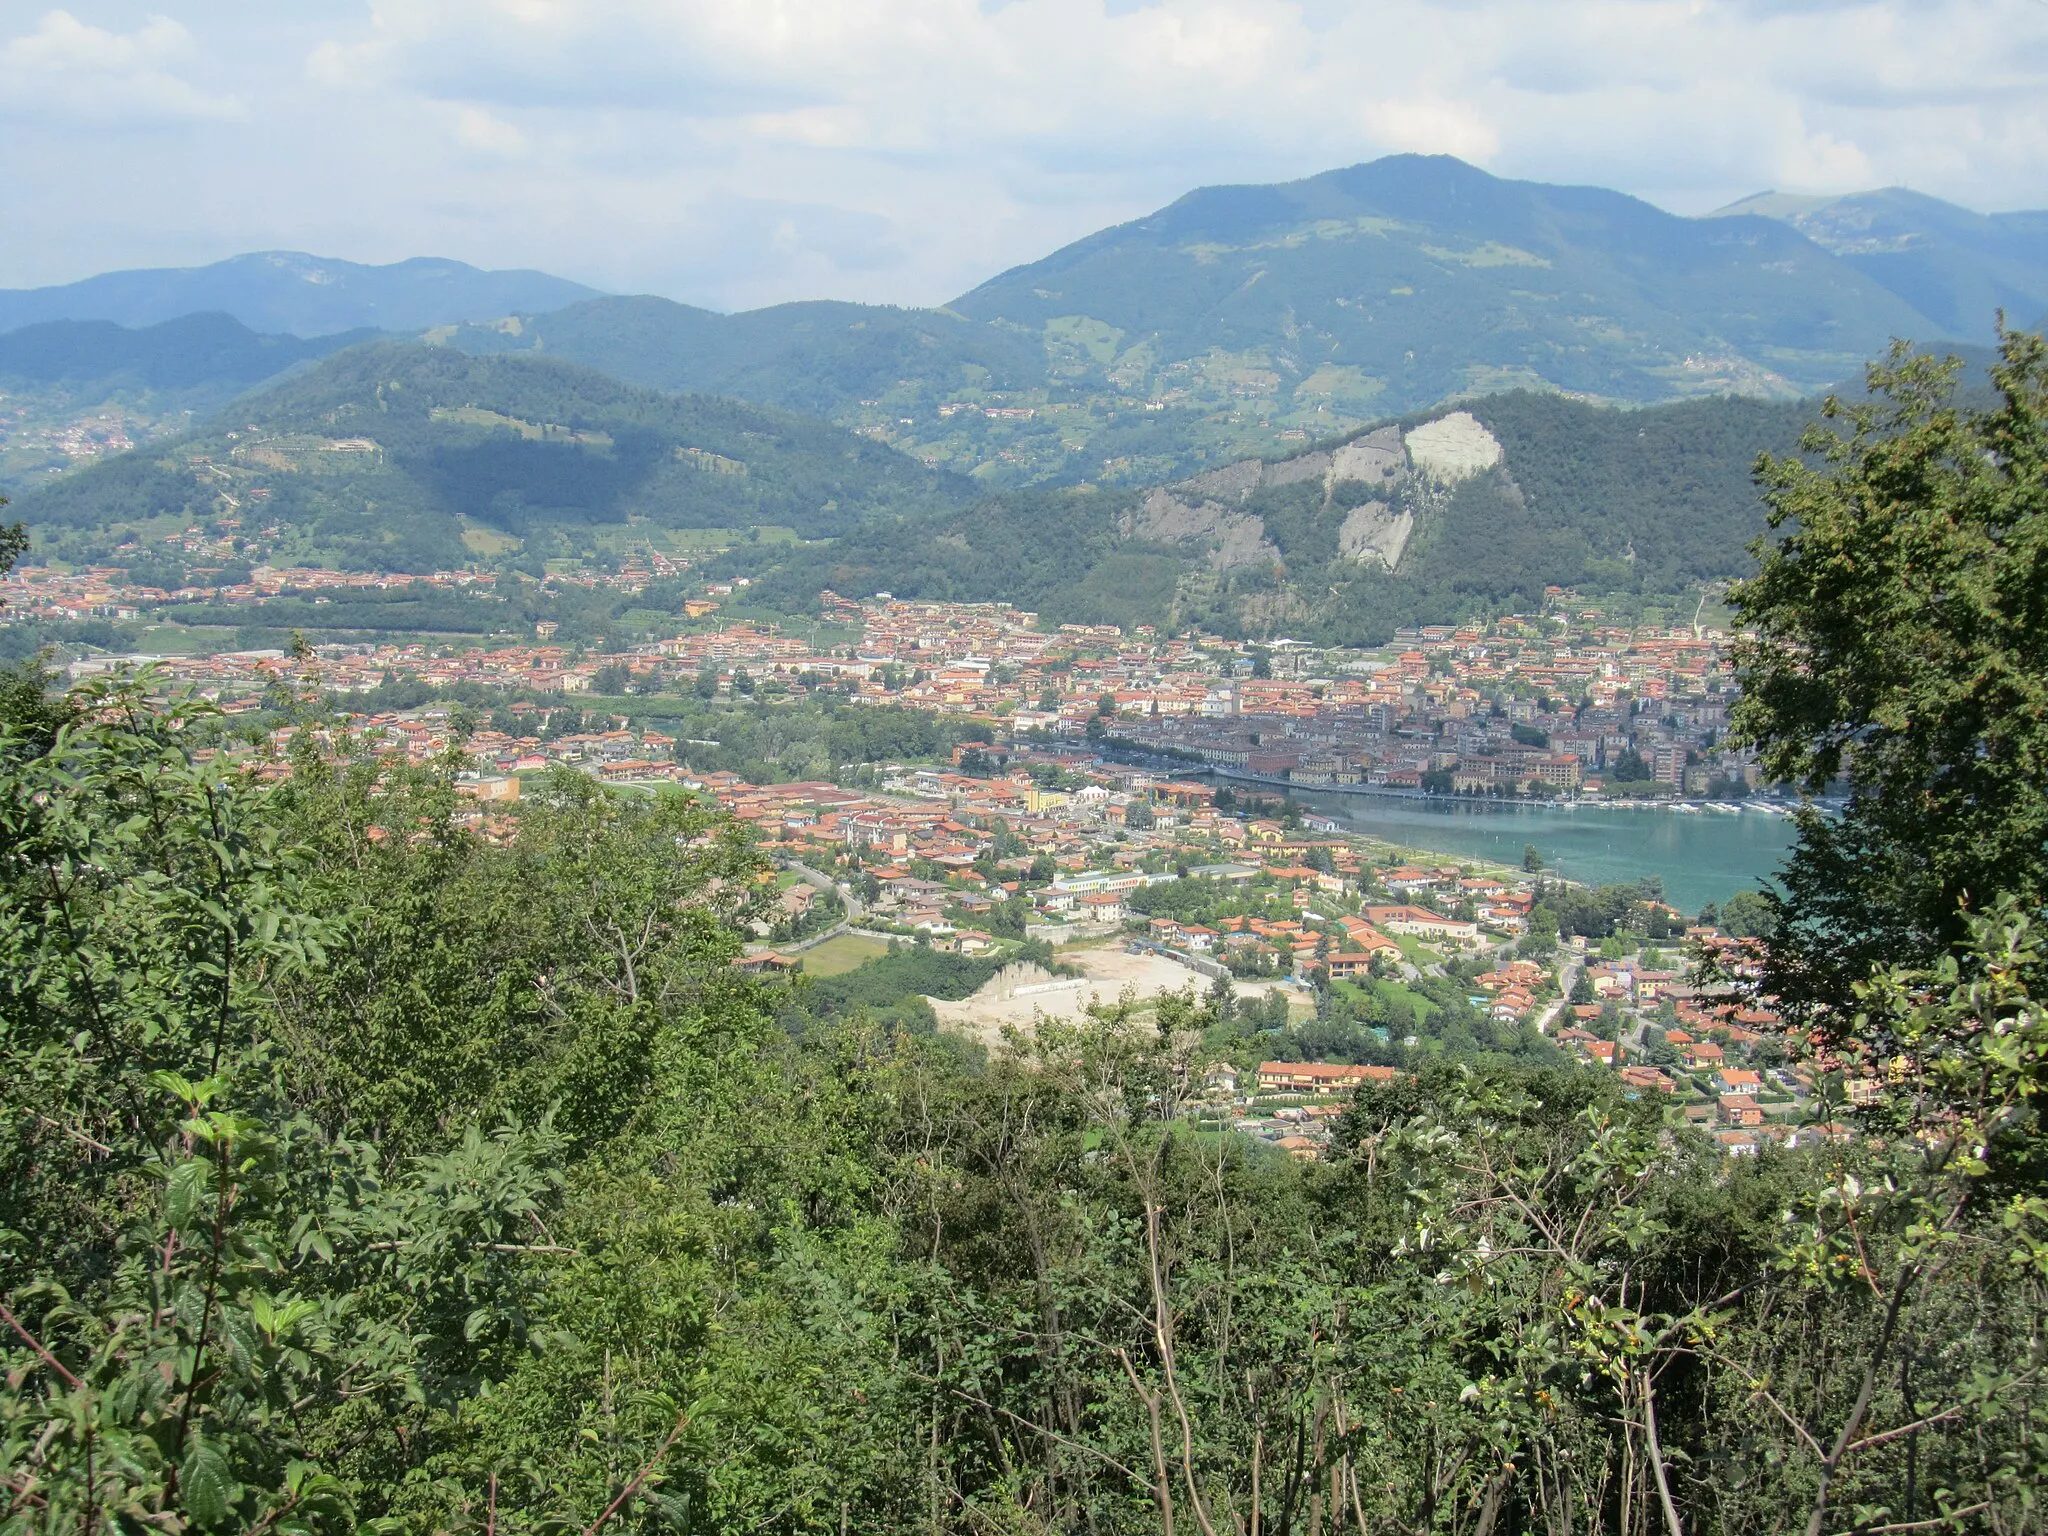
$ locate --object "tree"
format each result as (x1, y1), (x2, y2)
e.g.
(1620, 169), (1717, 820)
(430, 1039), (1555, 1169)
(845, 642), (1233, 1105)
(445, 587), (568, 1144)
(1610, 745), (1649, 783)
(1731, 329), (2048, 1025)
(0, 502), (24, 587)
(1717, 888), (1778, 940)
(1523, 843), (1542, 872)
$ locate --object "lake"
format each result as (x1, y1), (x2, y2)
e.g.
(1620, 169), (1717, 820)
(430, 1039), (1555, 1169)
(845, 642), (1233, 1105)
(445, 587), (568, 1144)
(1287, 791), (1800, 914)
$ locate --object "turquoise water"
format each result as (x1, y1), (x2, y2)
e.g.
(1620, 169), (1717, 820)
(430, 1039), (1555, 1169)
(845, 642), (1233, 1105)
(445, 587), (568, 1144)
(1289, 792), (1800, 914)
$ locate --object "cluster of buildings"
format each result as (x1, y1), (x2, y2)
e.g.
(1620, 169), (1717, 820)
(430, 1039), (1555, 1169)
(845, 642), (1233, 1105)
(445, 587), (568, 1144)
(3, 545), (698, 628)
(812, 599), (1759, 801)
(0, 400), (156, 476)
(3, 558), (500, 621)
(30, 579), (1767, 804)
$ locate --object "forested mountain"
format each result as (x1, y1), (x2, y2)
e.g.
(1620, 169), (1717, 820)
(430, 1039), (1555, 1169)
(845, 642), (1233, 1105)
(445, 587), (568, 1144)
(0, 313), (371, 393)
(0, 252), (600, 337)
(1716, 186), (2048, 343)
(434, 156), (2040, 487)
(737, 389), (1812, 640)
(949, 155), (1945, 407)
(442, 296), (1047, 420)
(13, 343), (967, 573)
(15, 163), (2035, 498)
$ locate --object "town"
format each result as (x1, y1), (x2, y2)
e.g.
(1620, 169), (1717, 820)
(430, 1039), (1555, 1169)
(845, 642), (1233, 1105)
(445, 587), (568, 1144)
(27, 588), (1848, 1162)
(32, 579), (1767, 798)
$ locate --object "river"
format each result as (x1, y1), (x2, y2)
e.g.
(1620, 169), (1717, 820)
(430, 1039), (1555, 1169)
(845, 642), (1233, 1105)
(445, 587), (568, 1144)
(1286, 791), (1800, 914)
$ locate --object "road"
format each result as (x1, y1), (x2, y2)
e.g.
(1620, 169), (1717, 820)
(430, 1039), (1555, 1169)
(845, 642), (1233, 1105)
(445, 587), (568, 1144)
(1532, 955), (1583, 1035)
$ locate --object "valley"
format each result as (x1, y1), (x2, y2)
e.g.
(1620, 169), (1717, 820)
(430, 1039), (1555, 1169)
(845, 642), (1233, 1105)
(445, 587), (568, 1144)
(8, 89), (2048, 1530)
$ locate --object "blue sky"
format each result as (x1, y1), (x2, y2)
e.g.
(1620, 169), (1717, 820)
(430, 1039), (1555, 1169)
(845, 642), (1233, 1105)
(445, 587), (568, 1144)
(3, 0), (2045, 311)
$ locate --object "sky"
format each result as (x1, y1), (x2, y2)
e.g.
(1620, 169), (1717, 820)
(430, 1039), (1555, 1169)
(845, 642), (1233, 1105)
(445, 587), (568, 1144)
(3, 0), (2046, 312)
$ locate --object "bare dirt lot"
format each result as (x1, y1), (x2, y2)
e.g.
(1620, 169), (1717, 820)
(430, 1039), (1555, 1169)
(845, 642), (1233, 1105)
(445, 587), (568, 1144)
(930, 946), (1298, 1047)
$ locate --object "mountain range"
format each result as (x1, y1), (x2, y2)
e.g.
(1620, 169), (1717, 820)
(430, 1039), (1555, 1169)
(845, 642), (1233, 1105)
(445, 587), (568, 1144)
(432, 159), (2048, 487)
(5, 154), (2046, 644)
(1709, 187), (2048, 341)
(0, 252), (600, 338)
(6, 157), (2042, 499)
(15, 332), (1814, 646)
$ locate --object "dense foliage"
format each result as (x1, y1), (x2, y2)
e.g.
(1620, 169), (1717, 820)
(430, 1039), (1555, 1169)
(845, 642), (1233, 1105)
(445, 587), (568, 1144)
(1731, 327), (2048, 1026)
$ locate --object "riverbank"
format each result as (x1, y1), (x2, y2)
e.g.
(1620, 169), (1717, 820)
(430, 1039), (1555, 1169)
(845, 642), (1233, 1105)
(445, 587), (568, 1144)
(1286, 789), (1800, 913)
(1207, 765), (1801, 820)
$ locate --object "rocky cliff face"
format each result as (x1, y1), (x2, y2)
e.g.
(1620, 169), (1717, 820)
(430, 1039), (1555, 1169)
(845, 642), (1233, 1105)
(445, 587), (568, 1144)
(1121, 413), (1508, 576)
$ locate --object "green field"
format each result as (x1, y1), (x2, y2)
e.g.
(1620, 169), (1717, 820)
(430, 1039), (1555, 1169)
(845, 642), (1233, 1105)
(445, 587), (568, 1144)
(798, 933), (890, 977)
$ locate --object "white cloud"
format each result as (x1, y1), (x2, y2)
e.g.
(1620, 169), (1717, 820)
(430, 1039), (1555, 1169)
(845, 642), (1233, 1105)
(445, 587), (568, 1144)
(0, 9), (242, 123)
(1363, 98), (1501, 164)
(454, 103), (528, 155)
(2, 0), (2045, 306)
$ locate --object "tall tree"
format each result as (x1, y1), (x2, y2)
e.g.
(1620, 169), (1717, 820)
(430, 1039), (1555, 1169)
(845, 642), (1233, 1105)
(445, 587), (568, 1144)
(1731, 327), (2048, 1026)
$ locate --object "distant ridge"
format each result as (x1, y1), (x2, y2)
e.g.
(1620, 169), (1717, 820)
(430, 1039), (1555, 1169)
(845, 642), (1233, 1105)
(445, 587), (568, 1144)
(12, 157), (2047, 498)
(948, 153), (1938, 407)
(1710, 187), (2048, 342)
(0, 252), (602, 338)
(445, 155), (2048, 488)
(0, 312), (371, 392)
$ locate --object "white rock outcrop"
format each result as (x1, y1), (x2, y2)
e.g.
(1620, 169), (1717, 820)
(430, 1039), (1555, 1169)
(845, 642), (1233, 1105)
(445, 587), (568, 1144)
(1403, 411), (1502, 483)
(1329, 426), (1405, 491)
(1336, 501), (1416, 570)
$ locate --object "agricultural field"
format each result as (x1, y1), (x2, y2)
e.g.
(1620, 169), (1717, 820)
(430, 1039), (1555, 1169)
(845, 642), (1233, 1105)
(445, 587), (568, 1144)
(796, 932), (891, 977)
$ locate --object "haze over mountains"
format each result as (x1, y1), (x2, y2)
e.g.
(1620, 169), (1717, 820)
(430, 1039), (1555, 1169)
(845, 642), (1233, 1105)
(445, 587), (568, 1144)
(5, 153), (2046, 642)
(0, 253), (601, 338)
(0, 313), (372, 404)
(1710, 187), (2048, 341)
(6, 156), (2042, 499)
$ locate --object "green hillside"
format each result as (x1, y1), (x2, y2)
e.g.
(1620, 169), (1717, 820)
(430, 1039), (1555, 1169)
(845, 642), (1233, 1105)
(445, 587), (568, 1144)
(441, 296), (1048, 419)
(1715, 188), (2048, 343)
(952, 155), (1935, 410)
(13, 342), (967, 575)
(732, 388), (1814, 642)
(0, 315), (377, 493)
(442, 156), (2026, 491)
